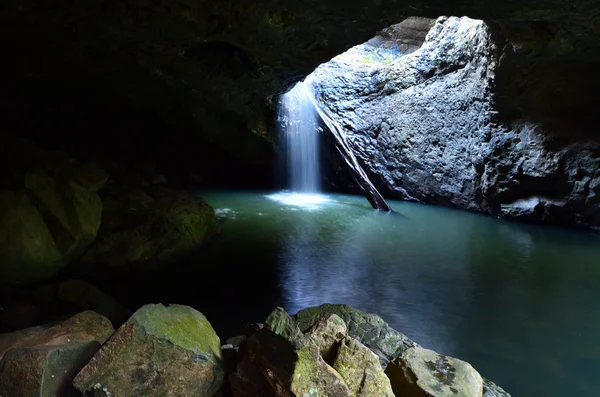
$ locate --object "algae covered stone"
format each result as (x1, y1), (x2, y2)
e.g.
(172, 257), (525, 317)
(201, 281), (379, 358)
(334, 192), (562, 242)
(0, 311), (114, 397)
(0, 190), (64, 285)
(385, 346), (483, 397)
(239, 327), (350, 397)
(74, 303), (224, 397)
(333, 337), (394, 397)
(295, 304), (417, 366)
(306, 313), (347, 364)
(78, 186), (219, 277)
(265, 306), (307, 347)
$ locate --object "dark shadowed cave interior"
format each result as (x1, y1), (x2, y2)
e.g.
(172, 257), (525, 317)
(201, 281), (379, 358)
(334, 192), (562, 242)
(1, 2), (600, 397)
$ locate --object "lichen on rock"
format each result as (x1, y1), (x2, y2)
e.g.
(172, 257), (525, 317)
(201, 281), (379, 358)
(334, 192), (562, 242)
(385, 346), (483, 397)
(73, 303), (224, 397)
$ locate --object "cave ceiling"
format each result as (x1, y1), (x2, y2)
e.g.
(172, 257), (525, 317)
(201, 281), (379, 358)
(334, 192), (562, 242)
(2, 0), (599, 152)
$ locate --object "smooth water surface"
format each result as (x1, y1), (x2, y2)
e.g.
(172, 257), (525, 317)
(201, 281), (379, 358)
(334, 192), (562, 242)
(103, 190), (600, 397)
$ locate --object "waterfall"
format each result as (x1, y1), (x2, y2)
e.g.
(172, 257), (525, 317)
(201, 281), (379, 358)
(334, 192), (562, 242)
(278, 81), (320, 193)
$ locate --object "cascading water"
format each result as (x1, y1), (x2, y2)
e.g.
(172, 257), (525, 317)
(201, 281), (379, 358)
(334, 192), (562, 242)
(278, 81), (321, 193)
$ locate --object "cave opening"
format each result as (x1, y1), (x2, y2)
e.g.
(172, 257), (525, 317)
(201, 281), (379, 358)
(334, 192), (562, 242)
(1, 6), (600, 397)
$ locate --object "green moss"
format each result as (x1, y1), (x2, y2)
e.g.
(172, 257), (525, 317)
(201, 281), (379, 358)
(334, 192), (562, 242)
(359, 52), (394, 65)
(131, 304), (222, 364)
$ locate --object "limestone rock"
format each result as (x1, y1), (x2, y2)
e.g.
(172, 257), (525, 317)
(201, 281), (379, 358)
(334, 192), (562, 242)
(73, 304), (224, 397)
(0, 311), (114, 397)
(295, 304), (417, 366)
(385, 346), (483, 397)
(333, 337), (395, 397)
(237, 328), (350, 397)
(0, 190), (64, 285)
(232, 307), (352, 397)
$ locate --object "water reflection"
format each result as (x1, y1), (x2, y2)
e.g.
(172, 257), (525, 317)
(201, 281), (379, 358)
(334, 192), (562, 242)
(195, 190), (600, 397)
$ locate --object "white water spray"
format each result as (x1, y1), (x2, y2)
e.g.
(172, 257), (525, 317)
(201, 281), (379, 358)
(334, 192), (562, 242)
(278, 81), (321, 193)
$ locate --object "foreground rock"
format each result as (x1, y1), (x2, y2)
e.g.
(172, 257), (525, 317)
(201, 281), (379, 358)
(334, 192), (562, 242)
(386, 346), (483, 397)
(74, 303), (224, 397)
(0, 138), (106, 285)
(312, 17), (600, 231)
(230, 304), (510, 397)
(0, 311), (113, 397)
(294, 303), (417, 366)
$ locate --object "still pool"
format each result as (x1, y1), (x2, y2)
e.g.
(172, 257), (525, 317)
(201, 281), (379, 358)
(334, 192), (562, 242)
(101, 190), (600, 397)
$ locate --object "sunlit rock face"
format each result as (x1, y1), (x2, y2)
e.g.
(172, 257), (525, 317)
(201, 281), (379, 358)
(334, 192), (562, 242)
(3, 0), (599, 188)
(310, 17), (600, 230)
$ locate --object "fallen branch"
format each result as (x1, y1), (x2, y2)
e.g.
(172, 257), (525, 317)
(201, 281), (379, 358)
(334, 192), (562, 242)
(301, 87), (392, 211)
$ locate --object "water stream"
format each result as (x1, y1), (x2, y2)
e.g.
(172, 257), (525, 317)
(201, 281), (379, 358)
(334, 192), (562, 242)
(278, 81), (321, 193)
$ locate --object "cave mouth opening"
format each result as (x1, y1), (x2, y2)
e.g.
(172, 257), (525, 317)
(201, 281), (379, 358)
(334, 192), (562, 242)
(276, 16), (488, 209)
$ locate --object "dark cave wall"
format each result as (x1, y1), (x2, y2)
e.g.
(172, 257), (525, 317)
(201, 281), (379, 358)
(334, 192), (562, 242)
(2, 0), (599, 177)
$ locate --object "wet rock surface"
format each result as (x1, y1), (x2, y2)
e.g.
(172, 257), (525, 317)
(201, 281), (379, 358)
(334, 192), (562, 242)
(0, 311), (114, 397)
(231, 305), (509, 397)
(74, 303), (224, 397)
(77, 183), (219, 278)
(311, 17), (600, 230)
(386, 346), (483, 397)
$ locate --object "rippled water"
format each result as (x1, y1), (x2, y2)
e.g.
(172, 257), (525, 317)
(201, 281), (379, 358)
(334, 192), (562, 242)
(102, 190), (600, 397)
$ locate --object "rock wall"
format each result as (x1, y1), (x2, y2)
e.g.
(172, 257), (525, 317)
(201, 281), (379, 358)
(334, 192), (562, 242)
(310, 17), (600, 231)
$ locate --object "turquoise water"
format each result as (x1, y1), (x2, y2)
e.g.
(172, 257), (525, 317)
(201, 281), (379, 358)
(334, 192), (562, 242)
(105, 190), (600, 396)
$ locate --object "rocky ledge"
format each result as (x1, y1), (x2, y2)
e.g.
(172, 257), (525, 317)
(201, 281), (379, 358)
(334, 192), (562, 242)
(0, 303), (510, 397)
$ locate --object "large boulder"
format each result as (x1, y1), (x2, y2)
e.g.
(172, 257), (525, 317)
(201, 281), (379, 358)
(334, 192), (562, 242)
(77, 184), (219, 277)
(333, 337), (395, 397)
(24, 172), (102, 264)
(294, 303), (417, 366)
(231, 309), (351, 397)
(311, 16), (600, 231)
(230, 305), (510, 397)
(0, 190), (64, 285)
(73, 303), (224, 397)
(385, 346), (483, 397)
(0, 137), (106, 285)
(0, 311), (114, 397)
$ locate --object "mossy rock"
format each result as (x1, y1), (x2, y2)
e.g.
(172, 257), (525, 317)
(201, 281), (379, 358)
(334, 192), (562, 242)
(0, 311), (114, 397)
(333, 337), (394, 397)
(237, 327), (350, 397)
(295, 304), (417, 366)
(0, 190), (64, 285)
(25, 172), (102, 264)
(74, 304), (224, 397)
(78, 186), (219, 277)
(385, 346), (483, 397)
